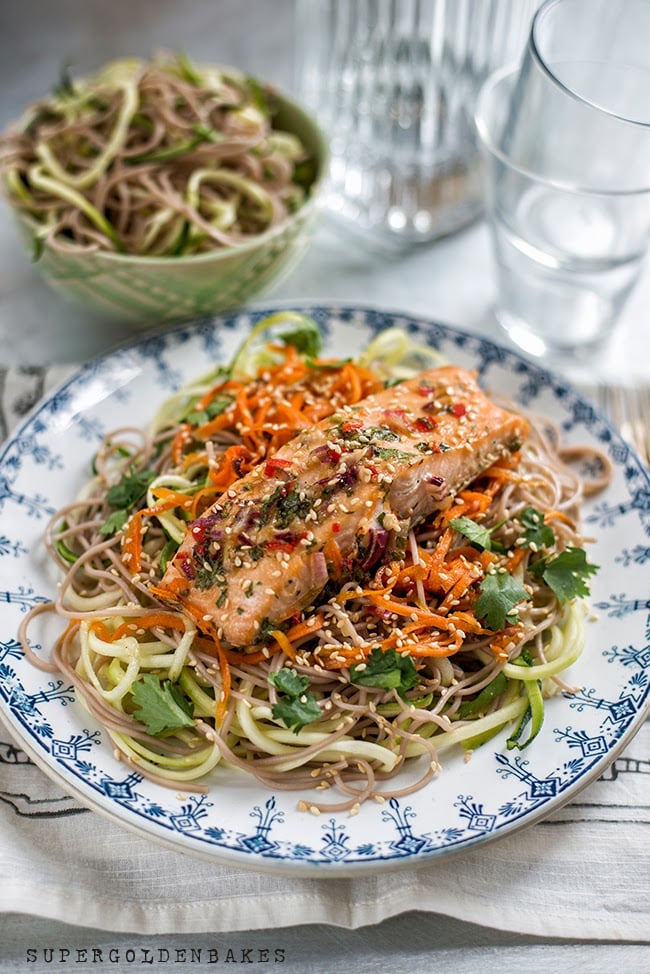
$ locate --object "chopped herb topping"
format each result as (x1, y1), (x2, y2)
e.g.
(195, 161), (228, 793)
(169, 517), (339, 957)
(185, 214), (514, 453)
(100, 466), (156, 537)
(131, 674), (194, 735)
(184, 393), (233, 427)
(99, 509), (130, 538)
(520, 506), (555, 550)
(530, 546), (598, 602)
(277, 318), (322, 358)
(106, 467), (155, 510)
(350, 648), (419, 697)
(450, 515), (505, 553)
(474, 571), (529, 631)
(269, 668), (321, 732)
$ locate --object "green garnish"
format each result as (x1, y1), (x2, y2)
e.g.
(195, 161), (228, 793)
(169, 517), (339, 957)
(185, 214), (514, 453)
(450, 515), (505, 553)
(278, 318), (322, 358)
(474, 571), (529, 631)
(229, 312), (322, 380)
(100, 466), (156, 537)
(99, 509), (130, 538)
(350, 648), (419, 698)
(520, 506), (555, 550)
(269, 668), (321, 733)
(106, 467), (155, 509)
(183, 393), (233, 427)
(131, 674), (195, 735)
(530, 546), (598, 602)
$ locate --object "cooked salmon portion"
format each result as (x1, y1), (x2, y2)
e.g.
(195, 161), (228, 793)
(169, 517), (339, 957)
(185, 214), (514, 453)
(160, 366), (529, 647)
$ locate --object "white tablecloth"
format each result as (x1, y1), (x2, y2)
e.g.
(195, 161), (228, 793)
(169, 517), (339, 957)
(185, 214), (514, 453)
(1, 1), (649, 969)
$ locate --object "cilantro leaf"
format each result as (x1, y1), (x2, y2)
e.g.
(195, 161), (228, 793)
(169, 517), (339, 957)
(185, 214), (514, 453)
(183, 394), (233, 427)
(531, 546), (598, 602)
(278, 318), (322, 358)
(269, 668), (321, 732)
(520, 506), (555, 550)
(272, 695), (322, 733)
(474, 571), (529, 631)
(99, 509), (129, 537)
(350, 648), (419, 697)
(450, 515), (505, 553)
(131, 674), (195, 735)
(270, 668), (309, 698)
(100, 467), (157, 537)
(106, 467), (155, 510)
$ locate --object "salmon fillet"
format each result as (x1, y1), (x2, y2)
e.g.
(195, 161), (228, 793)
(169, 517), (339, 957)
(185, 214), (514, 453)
(160, 366), (529, 647)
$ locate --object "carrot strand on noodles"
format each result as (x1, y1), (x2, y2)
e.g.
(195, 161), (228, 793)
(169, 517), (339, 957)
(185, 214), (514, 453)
(122, 491), (192, 573)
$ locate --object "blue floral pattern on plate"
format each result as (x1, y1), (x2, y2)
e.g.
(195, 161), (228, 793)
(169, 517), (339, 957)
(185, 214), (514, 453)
(0, 305), (648, 874)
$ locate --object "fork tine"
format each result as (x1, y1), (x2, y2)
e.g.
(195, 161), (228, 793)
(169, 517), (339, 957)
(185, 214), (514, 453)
(581, 382), (650, 467)
(613, 384), (649, 467)
(634, 386), (650, 468)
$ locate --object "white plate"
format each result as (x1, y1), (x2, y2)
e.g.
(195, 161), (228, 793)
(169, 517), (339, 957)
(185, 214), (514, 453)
(1, 304), (648, 874)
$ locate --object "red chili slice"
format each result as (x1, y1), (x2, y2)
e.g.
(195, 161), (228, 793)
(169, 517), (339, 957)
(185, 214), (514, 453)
(264, 457), (293, 477)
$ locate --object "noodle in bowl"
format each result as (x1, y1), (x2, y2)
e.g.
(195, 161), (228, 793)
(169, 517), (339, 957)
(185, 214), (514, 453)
(0, 54), (328, 325)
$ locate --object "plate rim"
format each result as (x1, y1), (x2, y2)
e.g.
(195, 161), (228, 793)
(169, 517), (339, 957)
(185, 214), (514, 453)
(1, 300), (648, 875)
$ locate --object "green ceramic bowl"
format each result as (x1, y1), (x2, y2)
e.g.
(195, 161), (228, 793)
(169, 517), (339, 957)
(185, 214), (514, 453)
(11, 91), (328, 327)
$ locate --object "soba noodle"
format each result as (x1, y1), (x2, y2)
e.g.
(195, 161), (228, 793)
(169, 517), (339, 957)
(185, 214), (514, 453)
(0, 53), (315, 257)
(19, 317), (604, 811)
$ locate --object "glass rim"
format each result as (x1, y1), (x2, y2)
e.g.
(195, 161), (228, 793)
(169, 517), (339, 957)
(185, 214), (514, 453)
(531, 0), (650, 129)
(474, 66), (650, 197)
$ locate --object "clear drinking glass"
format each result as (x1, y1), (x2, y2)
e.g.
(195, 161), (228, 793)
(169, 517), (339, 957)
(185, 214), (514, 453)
(294, 0), (540, 252)
(475, 0), (650, 360)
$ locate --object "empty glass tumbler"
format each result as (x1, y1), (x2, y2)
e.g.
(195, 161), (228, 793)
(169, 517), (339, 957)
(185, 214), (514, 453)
(475, 0), (650, 359)
(294, 0), (540, 250)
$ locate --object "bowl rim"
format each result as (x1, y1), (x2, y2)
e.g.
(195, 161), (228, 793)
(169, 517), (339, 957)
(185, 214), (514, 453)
(9, 80), (330, 267)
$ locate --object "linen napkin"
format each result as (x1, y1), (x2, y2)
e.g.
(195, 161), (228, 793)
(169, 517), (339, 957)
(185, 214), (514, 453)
(0, 365), (648, 941)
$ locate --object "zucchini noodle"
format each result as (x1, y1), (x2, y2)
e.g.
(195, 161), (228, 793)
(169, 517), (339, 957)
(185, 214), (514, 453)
(19, 315), (607, 812)
(0, 53), (316, 257)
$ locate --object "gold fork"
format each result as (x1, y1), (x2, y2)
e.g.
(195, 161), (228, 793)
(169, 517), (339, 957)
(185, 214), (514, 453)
(585, 382), (650, 467)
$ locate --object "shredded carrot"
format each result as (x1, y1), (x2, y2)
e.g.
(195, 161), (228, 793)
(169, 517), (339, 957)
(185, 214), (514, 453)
(208, 444), (254, 488)
(323, 538), (343, 580)
(110, 612), (189, 642)
(545, 509), (577, 528)
(189, 485), (223, 519)
(286, 615), (325, 643)
(271, 629), (297, 662)
(149, 579), (186, 603)
(504, 545), (528, 573)
(122, 491), (192, 574)
(88, 619), (114, 642)
(169, 350), (384, 479)
(402, 639), (462, 658)
(488, 625), (524, 660)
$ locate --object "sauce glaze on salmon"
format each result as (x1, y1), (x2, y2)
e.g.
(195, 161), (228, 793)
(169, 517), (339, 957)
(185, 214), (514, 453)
(160, 366), (529, 647)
